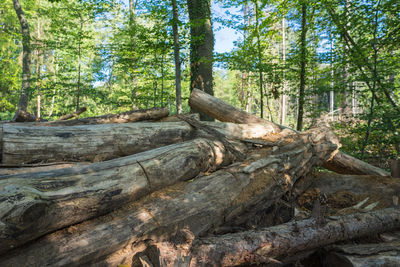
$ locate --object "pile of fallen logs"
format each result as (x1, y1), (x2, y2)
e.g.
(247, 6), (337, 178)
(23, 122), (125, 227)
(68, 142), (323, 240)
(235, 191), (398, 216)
(0, 90), (398, 267)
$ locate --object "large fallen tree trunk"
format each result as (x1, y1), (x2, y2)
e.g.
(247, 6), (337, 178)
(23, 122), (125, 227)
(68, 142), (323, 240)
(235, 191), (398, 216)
(0, 121), (275, 165)
(175, 208), (400, 266)
(189, 88), (390, 177)
(0, 127), (339, 266)
(0, 138), (242, 254)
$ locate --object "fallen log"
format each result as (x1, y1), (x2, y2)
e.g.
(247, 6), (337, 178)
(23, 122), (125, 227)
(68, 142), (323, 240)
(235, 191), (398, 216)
(47, 107), (169, 125)
(0, 121), (276, 164)
(323, 151), (390, 177)
(189, 88), (281, 132)
(0, 138), (240, 254)
(0, 127), (339, 266)
(189, 88), (390, 177)
(325, 241), (400, 267)
(57, 107), (87, 121)
(174, 208), (400, 266)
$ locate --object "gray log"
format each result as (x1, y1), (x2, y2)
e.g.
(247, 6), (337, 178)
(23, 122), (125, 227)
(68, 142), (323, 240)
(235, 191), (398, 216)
(0, 127), (339, 266)
(183, 208), (400, 266)
(1, 121), (275, 165)
(0, 138), (241, 254)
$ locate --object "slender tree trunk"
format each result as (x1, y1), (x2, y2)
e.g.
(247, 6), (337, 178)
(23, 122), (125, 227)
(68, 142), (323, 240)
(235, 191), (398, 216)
(36, 19), (42, 119)
(13, 0), (31, 113)
(187, 0), (214, 120)
(281, 17), (287, 125)
(329, 25), (334, 120)
(361, 1), (380, 159)
(161, 52), (165, 106)
(76, 17), (83, 112)
(297, 2), (307, 131)
(49, 53), (58, 118)
(172, 0), (182, 114)
(254, 0), (264, 119)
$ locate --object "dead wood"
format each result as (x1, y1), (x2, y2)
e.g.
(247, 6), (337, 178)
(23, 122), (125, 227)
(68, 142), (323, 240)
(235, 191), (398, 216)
(324, 240), (400, 267)
(0, 121), (276, 165)
(47, 107), (169, 125)
(189, 88), (390, 177)
(0, 138), (240, 254)
(165, 208), (400, 267)
(323, 151), (390, 177)
(57, 107), (87, 121)
(0, 127), (338, 266)
(301, 172), (400, 211)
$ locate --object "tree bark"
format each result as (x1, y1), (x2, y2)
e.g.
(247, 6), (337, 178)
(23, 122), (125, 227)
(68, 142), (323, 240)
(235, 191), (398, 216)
(0, 127), (338, 266)
(47, 107), (169, 125)
(171, 0), (182, 114)
(189, 89), (390, 177)
(325, 241), (400, 267)
(180, 208), (400, 266)
(189, 89), (281, 132)
(12, 0), (31, 114)
(0, 138), (240, 254)
(0, 120), (276, 165)
(323, 151), (390, 177)
(187, 0), (214, 121)
(297, 2), (307, 131)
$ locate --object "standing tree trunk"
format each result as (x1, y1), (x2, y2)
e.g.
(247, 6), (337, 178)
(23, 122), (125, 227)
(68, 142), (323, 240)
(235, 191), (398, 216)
(76, 15), (83, 112)
(13, 0), (31, 114)
(281, 17), (287, 125)
(187, 0), (214, 120)
(172, 0), (182, 114)
(254, 0), (264, 119)
(297, 2), (307, 131)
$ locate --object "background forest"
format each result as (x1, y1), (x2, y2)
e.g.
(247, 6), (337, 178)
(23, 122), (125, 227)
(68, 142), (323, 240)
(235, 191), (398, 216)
(0, 0), (399, 168)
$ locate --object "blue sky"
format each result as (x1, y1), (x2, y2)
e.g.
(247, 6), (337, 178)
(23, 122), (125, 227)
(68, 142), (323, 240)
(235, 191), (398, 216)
(121, 0), (239, 53)
(212, 2), (240, 53)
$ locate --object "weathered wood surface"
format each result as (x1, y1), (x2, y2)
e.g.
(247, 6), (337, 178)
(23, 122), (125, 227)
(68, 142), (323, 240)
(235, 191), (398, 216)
(0, 162), (85, 176)
(189, 88), (282, 132)
(58, 107), (87, 121)
(325, 241), (400, 267)
(1, 121), (276, 165)
(323, 151), (390, 176)
(46, 107), (169, 125)
(0, 138), (241, 254)
(0, 127), (338, 266)
(157, 113), (200, 122)
(308, 172), (400, 209)
(189, 88), (390, 177)
(177, 208), (400, 267)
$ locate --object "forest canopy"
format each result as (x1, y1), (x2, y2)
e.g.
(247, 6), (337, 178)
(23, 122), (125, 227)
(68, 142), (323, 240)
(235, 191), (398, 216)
(0, 0), (399, 164)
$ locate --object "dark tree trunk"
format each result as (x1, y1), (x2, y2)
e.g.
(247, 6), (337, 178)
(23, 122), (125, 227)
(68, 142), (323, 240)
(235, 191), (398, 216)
(13, 0), (31, 113)
(187, 0), (214, 120)
(297, 2), (307, 131)
(172, 0), (182, 114)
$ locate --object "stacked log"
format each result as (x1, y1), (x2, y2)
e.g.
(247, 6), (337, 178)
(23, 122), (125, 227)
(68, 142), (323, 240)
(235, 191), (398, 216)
(0, 93), (396, 267)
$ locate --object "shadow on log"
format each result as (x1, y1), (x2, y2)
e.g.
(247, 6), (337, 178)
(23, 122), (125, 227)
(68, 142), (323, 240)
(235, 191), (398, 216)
(0, 127), (338, 266)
